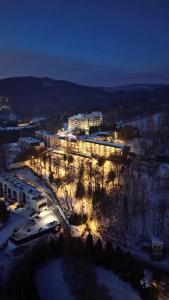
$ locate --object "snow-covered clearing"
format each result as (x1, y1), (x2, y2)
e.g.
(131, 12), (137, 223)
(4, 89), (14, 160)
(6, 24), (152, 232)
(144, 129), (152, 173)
(35, 258), (141, 300)
(96, 267), (141, 300)
(35, 259), (74, 300)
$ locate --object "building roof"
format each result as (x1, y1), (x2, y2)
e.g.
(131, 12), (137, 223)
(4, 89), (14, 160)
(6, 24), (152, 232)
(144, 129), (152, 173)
(0, 173), (43, 200)
(35, 130), (56, 136)
(69, 111), (103, 121)
(80, 138), (125, 149)
(19, 137), (41, 145)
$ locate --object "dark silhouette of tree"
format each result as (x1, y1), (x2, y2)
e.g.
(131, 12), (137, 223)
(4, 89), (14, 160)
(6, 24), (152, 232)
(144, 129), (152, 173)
(65, 237), (84, 258)
(49, 237), (58, 257)
(68, 155), (74, 164)
(113, 246), (123, 273)
(69, 212), (87, 225)
(0, 144), (9, 171)
(49, 170), (54, 183)
(63, 257), (111, 300)
(104, 240), (114, 269)
(53, 178), (62, 191)
(57, 233), (65, 257)
(94, 238), (104, 266)
(0, 201), (9, 223)
(121, 251), (134, 281)
(130, 259), (144, 289)
(107, 170), (116, 186)
(92, 186), (105, 208)
(85, 233), (94, 261)
(118, 125), (140, 141)
(87, 182), (92, 198)
(97, 156), (105, 167)
(75, 180), (85, 199)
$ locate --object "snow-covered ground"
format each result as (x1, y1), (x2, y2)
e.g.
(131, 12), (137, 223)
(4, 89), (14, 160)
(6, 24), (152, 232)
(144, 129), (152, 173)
(35, 259), (74, 300)
(96, 267), (141, 300)
(124, 112), (162, 134)
(35, 258), (141, 300)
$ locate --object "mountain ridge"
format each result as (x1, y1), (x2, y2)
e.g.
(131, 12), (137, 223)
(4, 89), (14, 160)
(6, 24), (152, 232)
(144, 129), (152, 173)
(0, 76), (168, 117)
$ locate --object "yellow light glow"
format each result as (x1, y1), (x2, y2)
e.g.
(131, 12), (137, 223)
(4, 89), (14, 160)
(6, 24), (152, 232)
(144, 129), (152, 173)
(88, 219), (98, 235)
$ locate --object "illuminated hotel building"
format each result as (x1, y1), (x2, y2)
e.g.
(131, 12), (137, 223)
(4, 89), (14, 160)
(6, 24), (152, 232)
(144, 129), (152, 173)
(59, 137), (128, 157)
(68, 111), (103, 133)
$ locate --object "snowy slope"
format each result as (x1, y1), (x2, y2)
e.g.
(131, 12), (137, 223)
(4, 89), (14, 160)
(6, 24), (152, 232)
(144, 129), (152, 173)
(35, 259), (74, 300)
(96, 267), (141, 300)
(35, 258), (141, 300)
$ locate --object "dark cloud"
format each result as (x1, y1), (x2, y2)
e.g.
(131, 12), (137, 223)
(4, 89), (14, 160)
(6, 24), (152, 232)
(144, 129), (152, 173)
(0, 50), (168, 86)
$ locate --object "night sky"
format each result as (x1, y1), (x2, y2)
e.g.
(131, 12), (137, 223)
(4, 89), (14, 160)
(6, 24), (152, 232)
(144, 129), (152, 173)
(0, 0), (169, 86)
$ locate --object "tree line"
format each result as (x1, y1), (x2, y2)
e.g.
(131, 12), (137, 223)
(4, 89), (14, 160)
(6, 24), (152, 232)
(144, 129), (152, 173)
(2, 234), (159, 300)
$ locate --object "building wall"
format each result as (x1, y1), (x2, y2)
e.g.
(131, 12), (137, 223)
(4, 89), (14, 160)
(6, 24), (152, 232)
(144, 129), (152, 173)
(29, 198), (47, 212)
(59, 138), (123, 157)
(0, 176), (48, 212)
(35, 131), (58, 147)
(68, 113), (103, 133)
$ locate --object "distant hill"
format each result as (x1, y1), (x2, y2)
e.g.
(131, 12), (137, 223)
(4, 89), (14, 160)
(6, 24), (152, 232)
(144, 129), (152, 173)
(0, 76), (113, 117)
(103, 83), (169, 92)
(0, 77), (168, 118)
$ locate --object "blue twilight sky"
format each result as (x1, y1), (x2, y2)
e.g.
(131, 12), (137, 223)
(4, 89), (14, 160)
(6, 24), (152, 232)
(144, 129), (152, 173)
(0, 0), (169, 86)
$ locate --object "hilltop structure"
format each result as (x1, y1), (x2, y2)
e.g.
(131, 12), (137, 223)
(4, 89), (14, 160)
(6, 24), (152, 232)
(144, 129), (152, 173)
(68, 111), (103, 134)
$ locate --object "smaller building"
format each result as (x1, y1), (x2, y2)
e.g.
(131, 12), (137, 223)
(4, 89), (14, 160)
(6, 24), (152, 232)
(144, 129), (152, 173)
(151, 236), (163, 260)
(18, 137), (44, 150)
(35, 130), (58, 147)
(0, 173), (48, 213)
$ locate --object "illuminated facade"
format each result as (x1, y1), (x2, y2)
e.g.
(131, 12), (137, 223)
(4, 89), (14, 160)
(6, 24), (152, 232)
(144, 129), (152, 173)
(59, 137), (128, 157)
(68, 111), (103, 133)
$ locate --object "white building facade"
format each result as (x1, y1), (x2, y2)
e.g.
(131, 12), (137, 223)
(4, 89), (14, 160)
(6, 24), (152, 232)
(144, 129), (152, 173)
(0, 173), (48, 212)
(68, 111), (103, 133)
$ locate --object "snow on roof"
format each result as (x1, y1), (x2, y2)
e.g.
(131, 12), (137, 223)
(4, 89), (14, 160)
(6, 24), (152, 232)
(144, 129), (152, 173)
(35, 130), (56, 136)
(69, 111), (103, 120)
(0, 125), (35, 131)
(80, 137), (125, 148)
(30, 117), (46, 123)
(151, 236), (163, 244)
(19, 137), (41, 144)
(0, 172), (42, 199)
(90, 131), (110, 137)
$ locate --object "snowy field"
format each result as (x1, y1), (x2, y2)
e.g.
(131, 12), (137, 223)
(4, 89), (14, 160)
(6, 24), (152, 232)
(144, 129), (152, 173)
(35, 258), (141, 300)
(35, 259), (74, 300)
(96, 267), (141, 300)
